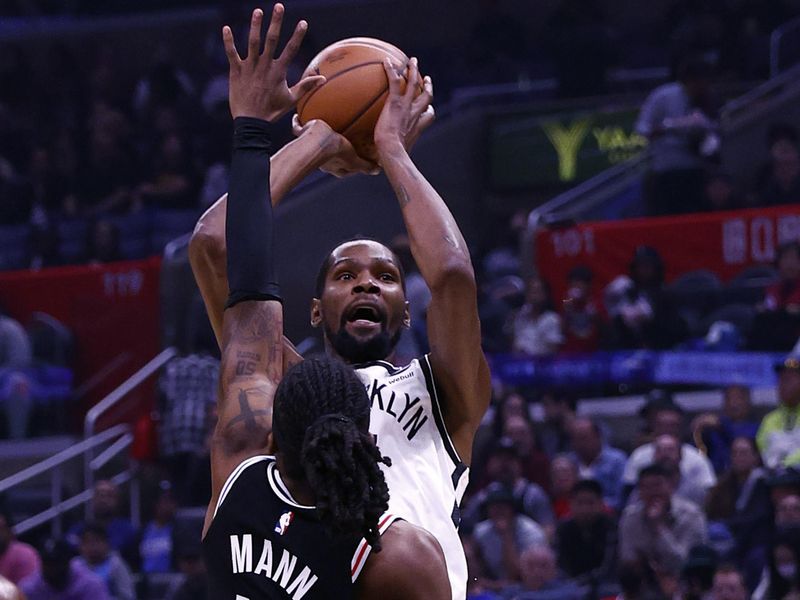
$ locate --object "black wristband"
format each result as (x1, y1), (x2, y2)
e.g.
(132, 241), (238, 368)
(225, 117), (282, 309)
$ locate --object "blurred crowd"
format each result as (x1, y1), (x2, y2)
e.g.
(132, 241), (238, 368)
(460, 372), (800, 600)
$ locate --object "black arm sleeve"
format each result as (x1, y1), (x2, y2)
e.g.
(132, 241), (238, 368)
(225, 116), (282, 308)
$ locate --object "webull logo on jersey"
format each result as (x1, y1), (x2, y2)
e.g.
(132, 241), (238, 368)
(365, 378), (428, 441)
(229, 534), (318, 600)
(274, 511), (294, 536)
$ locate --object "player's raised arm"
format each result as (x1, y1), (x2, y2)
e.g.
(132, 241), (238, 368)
(374, 58), (490, 465)
(189, 5), (376, 356)
(206, 5), (310, 534)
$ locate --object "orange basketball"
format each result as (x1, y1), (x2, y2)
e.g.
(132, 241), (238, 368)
(297, 37), (423, 162)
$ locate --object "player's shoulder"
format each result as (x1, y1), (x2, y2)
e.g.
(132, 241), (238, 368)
(357, 521), (450, 599)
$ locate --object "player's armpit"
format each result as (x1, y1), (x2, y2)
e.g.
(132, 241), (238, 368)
(356, 521), (451, 600)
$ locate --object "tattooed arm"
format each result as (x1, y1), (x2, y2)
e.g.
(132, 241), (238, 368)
(373, 58), (490, 465)
(205, 300), (283, 536)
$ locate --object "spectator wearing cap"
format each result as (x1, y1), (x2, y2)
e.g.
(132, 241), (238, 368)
(555, 479), (616, 586)
(567, 418), (627, 510)
(619, 464), (707, 592)
(501, 545), (585, 600)
(138, 482), (177, 574)
(622, 398), (716, 504)
(705, 437), (771, 566)
(462, 439), (555, 537)
(76, 522), (134, 600)
(757, 353), (800, 468)
(692, 385), (759, 474)
(605, 246), (687, 351)
(710, 565), (748, 600)
(472, 483), (547, 584)
(0, 506), (40, 585)
(20, 538), (108, 600)
(0, 575), (22, 600)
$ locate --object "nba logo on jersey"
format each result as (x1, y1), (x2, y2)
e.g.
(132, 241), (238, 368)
(274, 510), (294, 535)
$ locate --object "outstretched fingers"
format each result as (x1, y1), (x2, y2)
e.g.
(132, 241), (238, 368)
(247, 8), (264, 60)
(278, 19), (308, 64)
(222, 25), (241, 66)
(289, 74), (326, 101)
(263, 3), (285, 59)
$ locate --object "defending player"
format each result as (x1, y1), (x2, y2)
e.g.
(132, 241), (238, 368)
(191, 6), (491, 598)
(202, 8), (450, 599)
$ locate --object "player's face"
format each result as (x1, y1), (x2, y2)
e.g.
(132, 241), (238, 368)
(312, 241), (409, 364)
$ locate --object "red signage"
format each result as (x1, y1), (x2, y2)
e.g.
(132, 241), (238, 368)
(0, 258), (162, 429)
(535, 204), (800, 304)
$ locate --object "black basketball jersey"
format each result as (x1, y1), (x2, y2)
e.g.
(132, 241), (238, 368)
(203, 455), (359, 600)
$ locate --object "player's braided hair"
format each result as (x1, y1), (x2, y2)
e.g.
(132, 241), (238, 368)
(272, 356), (392, 550)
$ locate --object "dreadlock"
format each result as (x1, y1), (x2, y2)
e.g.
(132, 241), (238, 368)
(272, 356), (392, 550)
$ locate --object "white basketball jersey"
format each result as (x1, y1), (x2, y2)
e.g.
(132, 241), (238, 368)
(355, 355), (469, 600)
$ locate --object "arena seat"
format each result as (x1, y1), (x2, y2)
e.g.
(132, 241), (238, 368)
(667, 269), (722, 313)
(0, 225), (30, 270)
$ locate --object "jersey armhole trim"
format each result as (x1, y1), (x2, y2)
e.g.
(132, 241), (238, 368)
(212, 455), (271, 519)
(420, 353), (464, 468)
(350, 514), (401, 583)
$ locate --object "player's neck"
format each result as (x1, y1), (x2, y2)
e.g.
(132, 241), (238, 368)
(275, 454), (315, 506)
(322, 338), (397, 366)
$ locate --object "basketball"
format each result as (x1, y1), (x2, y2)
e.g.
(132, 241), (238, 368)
(297, 37), (424, 162)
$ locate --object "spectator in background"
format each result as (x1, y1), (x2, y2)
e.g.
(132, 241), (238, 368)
(502, 416), (551, 494)
(549, 455), (579, 520)
(20, 538), (108, 600)
(679, 544), (718, 600)
(560, 266), (602, 353)
(636, 55), (716, 216)
(134, 132), (198, 210)
(0, 308), (34, 439)
(710, 565), (748, 600)
(567, 418), (627, 510)
(511, 275), (563, 356)
(472, 483), (547, 585)
(777, 494), (800, 530)
(138, 482), (177, 574)
(165, 538), (207, 600)
(755, 123), (800, 207)
(537, 390), (575, 458)
(705, 437), (771, 565)
(692, 385), (759, 473)
(757, 353), (800, 468)
(605, 246), (688, 350)
(619, 464), (708, 595)
(752, 530), (800, 600)
(555, 480), (616, 586)
(653, 433), (714, 507)
(463, 439), (555, 537)
(85, 220), (121, 265)
(159, 350), (219, 506)
(0, 506), (40, 585)
(76, 523), (134, 600)
(502, 545), (585, 600)
(67, 480), (138, 566)
(0, 575), (22, 600)
(751, 243), (800, 351)
(622, 401), (716, 502)
(703, 169), (742, 212)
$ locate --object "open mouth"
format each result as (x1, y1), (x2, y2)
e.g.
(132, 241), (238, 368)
(345, 304), (385, 328)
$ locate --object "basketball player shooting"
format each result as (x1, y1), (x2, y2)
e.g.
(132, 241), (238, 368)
(202, 7), (450, 599)
(191, 5), (491, 598)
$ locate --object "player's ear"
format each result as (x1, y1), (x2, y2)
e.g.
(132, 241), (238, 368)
(402, 301), (411, 329)
(310, 298), (323, 328)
